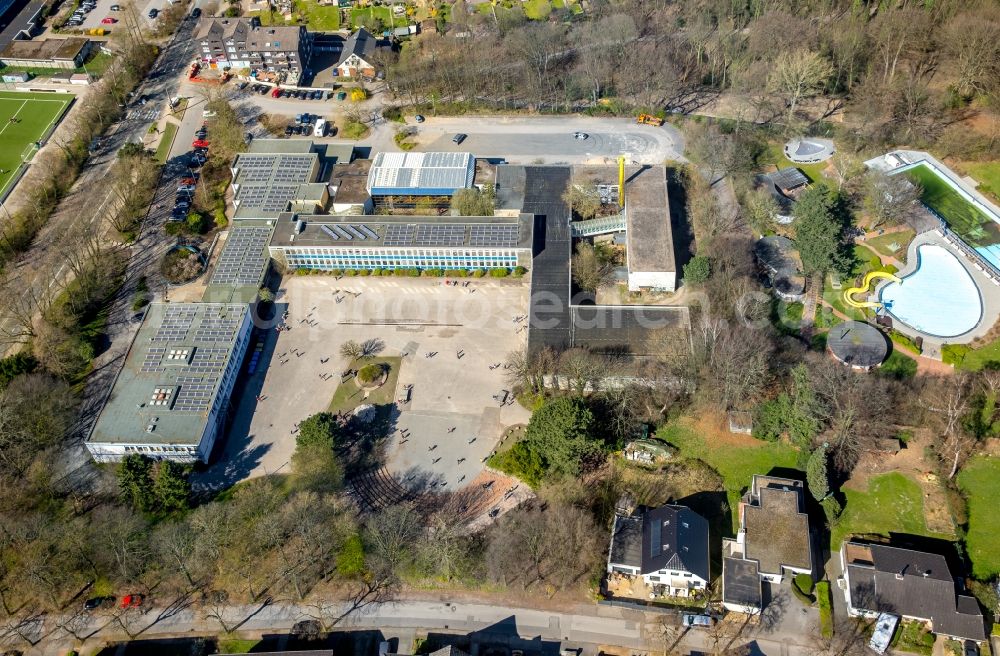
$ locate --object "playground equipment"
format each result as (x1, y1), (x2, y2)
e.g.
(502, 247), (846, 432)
(843, 270), (901, 309)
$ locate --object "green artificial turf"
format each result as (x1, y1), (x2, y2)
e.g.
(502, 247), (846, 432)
(905, 162), (999, 251)
(0, 91), (72, 197)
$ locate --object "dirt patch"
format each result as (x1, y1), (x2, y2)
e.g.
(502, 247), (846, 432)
(683, 412), (764, 448)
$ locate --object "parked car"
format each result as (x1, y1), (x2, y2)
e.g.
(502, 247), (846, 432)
(84, 596), (114, 611)
(573, 131), (588, 140)
(284, 125), (293, 136)
(101, 16), (116, 23)
(147, 8), (158, 18)
(109, 3), (120, 8)
(177, 184), (196, 192)
(964, 641), (980, 656)
(120, 594), (144, 609)
(190, 7), (200, 17)
(271, 87), (281, 98)
(191, 139), (209, 149)
(414, 114), (425, 123)
(258, 85), (268, 95)
(681, 613), (714, 628)
(452, 133), (467, 144)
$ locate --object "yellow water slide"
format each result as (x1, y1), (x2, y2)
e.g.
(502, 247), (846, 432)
(843, 270), (902, 308)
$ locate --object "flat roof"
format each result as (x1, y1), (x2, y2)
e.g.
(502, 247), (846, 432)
(328, 158), (371, 205)
(743, 479), (811, 576)
(88, 303), (249, 447)
(624, 166), (674, 275)
(0, 0), (42, 51)
(231, 150), (320, 219)
(1, 36), (88, 61)
(367, 151), (474, 195)
(571, 305), (691, 357)
(723, 556), (763, 609)
(203, 223), (273, 303)
(247, 138), (315, 154)
(269, 213), (533, 250)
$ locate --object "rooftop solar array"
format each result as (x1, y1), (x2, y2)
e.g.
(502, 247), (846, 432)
(303, 219), (524, 249)
(232, 152), (318, 216)
(367, 151), (474, 193)
(210, 226), (272, 288)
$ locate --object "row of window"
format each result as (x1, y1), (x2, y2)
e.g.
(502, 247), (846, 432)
(124, 445), (196, 454)
(288, 247), (517, 257)
(287, 256), (518, 270)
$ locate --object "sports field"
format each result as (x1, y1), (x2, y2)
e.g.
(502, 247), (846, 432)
(0, 91), (73, 199)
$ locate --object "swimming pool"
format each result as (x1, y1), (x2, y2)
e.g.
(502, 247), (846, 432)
(879, 244), (983, 338)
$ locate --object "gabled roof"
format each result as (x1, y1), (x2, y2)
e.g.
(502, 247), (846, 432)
(336, 27), (376, 67)
(768, 167), (809, 191)
(844, 541), (985, 641)
(641, 504), (710, 581)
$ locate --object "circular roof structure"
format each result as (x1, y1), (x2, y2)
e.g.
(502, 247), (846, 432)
(828, 321), (889, 369)
(784, 137), (835, 164)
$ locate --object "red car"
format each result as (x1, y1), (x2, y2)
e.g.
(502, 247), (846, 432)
(191, 139), (209, 149)
(101, 16), (117, 23)
(271, 87), (281, 98)
(120, 594), (144, 609)
(180, 177), (197, 185)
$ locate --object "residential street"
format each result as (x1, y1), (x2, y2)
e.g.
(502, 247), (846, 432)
(17, 595), (823, 656)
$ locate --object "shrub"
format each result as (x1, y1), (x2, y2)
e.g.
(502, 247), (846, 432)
(356, 363), (384, 385)
(451, 268), (469, 277)
(790, 579), (815, 605)
(357, 269), (370, 276)
(164, 221), (185, 236)
(382, 106), (403, 123)
(471, 269), (485, 278)
(489, 267), (510, 278)
(512, 266), (527, 277)
(794, 573), (815, 595)
(683, 255), (711, 284)
(422, 268), (444, 277)
(816, 581), (833, 639)
(488, 441), (545, 487)
(336, 533), (366, 577)
(329, 268), (343, 276)
(344, 269), (358, 276)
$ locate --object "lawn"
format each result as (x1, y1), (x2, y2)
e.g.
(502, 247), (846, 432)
(0, 91), (73, 198)
(216, 638), (260, 653)
(475, 0), (582, 20)
(656, 420), (799, 530)
(962, 161), (1000, 203)
(877, 350), (917, 380)
(328, 356), (401, 415)
(891, 620), (935, 656)
(154, 122), (178, 164)
(957, 456), (1000, 579)
(865, 228), (915, 261)
(762, 142), (830, 185)
(904, 162), (1000, 251)
(831, 472), (950, 549)
(350, 5), (395, 29)
(947, 335), (1000, 371)
(250, 0), (340, 30)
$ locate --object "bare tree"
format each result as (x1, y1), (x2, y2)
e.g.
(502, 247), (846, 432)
(925, 374), (976, 479)
(862, 170), (922, 228)
(768, 49), (833, 126)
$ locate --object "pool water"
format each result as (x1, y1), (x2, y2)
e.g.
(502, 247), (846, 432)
(879, 244), (983, 338)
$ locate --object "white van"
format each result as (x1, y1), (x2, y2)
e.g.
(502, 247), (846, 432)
(313, 117), (326, 137)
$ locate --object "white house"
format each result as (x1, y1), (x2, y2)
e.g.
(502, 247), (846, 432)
(607, 504), (710, 597)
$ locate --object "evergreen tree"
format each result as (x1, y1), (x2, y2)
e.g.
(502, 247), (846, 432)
(793, 187), (848, 275)
(524, 397), (599, 477)
(153, 461), (191, 512)
(806, 445), (830, 501)
(118, 454), (155, 512)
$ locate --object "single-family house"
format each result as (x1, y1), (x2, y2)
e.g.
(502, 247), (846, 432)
(607, 503), (710, 597)
(840, 540), (986, 643)
(722, 475), (812, 611)
(335, 27), (377, 78)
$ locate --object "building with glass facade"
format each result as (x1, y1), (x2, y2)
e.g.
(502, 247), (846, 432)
(268, 213), (533, 271)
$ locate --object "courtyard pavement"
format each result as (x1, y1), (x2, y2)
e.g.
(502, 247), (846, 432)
(196, 275), (531, 491)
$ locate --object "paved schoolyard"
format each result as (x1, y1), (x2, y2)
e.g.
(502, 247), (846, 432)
(197, 275), (531, 491)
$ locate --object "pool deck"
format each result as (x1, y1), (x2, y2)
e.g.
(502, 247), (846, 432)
(878, 230), (1000, 350)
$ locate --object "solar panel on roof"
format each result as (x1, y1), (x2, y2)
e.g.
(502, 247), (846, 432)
(344, 225), (365, 240)
(358, 225), (379, 240)
(321, 225), (349, 241)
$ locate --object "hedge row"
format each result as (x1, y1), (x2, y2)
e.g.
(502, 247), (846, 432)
(293, 266), (526, 278)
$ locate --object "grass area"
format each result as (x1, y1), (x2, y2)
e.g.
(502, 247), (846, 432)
(762, 142), (830, 185)
(878, 350), (917, 379)
(905, 163), (1000, 251)
(865, 229), (915, 261)
(656, 420), (799, 530)
(153, 122), (178, 164)
(216, 638), (260, 653)
(772, 299), (804, 335)
(0, 50), (113, 77)
(889, 330), (921, 355)
(249, 0), (340, 30)
(945, 336), (1000, 371)
(328, 357), (401, 415)
(350, 5), (394, 28)
(475, 0), (582, 20)
(816, 581), (833, 639)
(339, 118), (369, 140)
(523, 0), (552, 19)
(958, 457), (1000, 579)
(0, 91), (73, 198)
(831, 472), (950, 549)
(891, 620), (935, 656)
(961, 161), (1000, 203)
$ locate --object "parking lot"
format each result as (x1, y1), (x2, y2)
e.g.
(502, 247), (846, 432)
(67, 0), (120, 31)
(197, 276), (531, 491)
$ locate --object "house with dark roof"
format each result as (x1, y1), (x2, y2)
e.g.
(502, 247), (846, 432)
(722, 475), (812, 611)
(607, 504), (710, 596)
(840, 540), (986, 643)
(335, 27), (377, 78)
